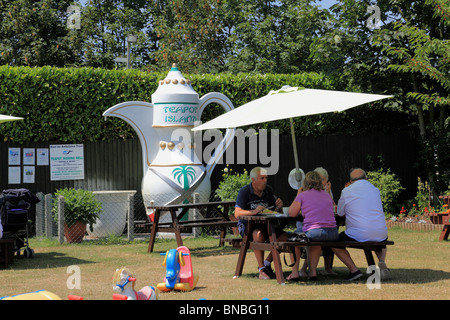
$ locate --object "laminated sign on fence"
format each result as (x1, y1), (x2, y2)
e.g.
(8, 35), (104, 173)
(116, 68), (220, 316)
(50, 144), (84, 181)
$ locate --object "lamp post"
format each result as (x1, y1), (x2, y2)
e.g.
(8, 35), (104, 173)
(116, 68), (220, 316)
(126, 34), (137, 69)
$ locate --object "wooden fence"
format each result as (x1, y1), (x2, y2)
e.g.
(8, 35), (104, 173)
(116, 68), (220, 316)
(1, 131), (420, 224)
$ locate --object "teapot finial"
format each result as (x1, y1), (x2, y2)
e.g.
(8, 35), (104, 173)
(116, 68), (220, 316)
(171, 63), (178, 71)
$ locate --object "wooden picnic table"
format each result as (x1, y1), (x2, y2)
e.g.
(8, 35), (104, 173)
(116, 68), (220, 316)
(232, 214), (394, 285)
(439, 195), (450, 206)
(439, 213), (450, 241)
(430, 212), (450, 225)
(432, 195), (450, 241)
(146, 201), (236, 252)
(233, 214), (301, 285)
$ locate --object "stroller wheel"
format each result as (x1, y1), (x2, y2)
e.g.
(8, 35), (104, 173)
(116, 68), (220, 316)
(24, 248), (35, 258)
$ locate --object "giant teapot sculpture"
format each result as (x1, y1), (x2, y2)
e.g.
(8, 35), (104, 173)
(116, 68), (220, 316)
(103, 64), (235, 221)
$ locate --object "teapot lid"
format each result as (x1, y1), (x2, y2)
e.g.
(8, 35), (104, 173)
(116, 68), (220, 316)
(155, 64), (195, 93)
(151, 64), (200, 127)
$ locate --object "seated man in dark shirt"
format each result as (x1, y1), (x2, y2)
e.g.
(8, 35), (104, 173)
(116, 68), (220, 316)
(235, 167), (285, 280)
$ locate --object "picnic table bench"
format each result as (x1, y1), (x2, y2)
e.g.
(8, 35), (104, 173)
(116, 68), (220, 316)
(231, 214), (395, 284)
(430, 212), (450, 224)
(439, 213), (450, 241)
(228, 237), (394, 272)
(429, 210), (450, 241)
(146, 201), (236, 252)
(273, 240), (395, 267)
(439, 195), (450, 206)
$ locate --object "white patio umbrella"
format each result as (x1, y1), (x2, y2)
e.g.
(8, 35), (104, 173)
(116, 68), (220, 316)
(193, 86), (393, 188)
(0, 114), (23, 123)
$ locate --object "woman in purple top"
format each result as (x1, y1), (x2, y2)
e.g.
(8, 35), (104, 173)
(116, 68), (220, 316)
(287, 171), (338, 281)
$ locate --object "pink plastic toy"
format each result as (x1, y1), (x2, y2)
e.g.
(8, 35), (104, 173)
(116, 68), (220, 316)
(112, 267), (158, 300)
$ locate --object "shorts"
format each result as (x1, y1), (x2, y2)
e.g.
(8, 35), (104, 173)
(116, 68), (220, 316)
(337, 231), (358, 242)
(305, 227), (338, 256)
(337, 231), (388, 251)
(238, 221), (284, 240)
(305, 227), (339, 242)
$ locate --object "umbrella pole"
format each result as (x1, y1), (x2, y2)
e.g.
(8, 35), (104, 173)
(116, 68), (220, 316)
(289, 118), (302, 182)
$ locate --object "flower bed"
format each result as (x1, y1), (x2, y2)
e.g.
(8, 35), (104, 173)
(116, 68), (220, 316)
(386, 211), (448, 231)
(389, 201), (449, 231)
(384, 177), (450, 232)
(386, 220), (444, 231)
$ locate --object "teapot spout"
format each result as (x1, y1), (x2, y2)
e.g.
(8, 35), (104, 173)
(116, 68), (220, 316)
(103, 101), (159, 175)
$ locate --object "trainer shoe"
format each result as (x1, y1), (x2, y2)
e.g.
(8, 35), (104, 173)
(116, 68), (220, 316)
(378, 261), (391, 280)
(258, 269), (270, 280)
(261, 265), (276, 279)
(345, 270), (363, 281)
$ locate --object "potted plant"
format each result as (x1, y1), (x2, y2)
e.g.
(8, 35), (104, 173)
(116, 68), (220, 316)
(215, 166), (249, 235)
(52, 188), (102, 243)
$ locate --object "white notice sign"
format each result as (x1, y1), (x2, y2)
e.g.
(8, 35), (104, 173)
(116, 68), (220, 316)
(37, 148), (49, 166)
(8, 167), (21, 184)
(50, 144), (84, 181)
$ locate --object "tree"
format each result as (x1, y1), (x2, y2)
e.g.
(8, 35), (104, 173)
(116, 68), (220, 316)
(79, 0), (154, 69)
(225, 0), (333, 74)
(148, 0), (232, 73)
(374, 0), (449, 196)
(0, 0), (157, 68)
(308, 0), (402, 92)
(305, 0), (449, 196)
(0, 0), (84, 67)
(149, 0), (335, 74)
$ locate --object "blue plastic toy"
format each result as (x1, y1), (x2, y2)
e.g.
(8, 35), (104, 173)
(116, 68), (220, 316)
(157, 246), (199, 291)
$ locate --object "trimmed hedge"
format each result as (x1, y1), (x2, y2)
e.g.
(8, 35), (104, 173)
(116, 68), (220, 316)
(0, 66), (159, 143)
(0, 66), (414, 143)
(0, 66), (332, 143)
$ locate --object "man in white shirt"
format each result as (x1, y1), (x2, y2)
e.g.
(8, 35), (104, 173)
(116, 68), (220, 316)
(333, 168), (390, 281)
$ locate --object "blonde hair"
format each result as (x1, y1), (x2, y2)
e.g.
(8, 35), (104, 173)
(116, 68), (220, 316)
(303, 171), (324, 191)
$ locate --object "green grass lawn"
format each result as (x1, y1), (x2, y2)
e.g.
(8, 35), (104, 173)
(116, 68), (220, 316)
(1, 227), (449, 300)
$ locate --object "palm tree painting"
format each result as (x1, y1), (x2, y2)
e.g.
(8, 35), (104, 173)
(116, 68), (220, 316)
(172, 166), (197, 190)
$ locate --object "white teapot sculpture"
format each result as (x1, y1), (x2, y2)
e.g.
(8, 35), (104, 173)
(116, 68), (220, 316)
(103, 64), (235, 221)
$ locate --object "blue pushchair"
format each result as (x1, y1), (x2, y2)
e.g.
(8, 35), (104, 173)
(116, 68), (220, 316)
(0, 188), (40, 258)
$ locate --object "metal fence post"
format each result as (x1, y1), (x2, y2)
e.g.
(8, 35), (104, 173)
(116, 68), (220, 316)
(57, 195), (65, 244)
(127, 193), (134, 241)
(44, 193), (53, 238)
(192, 192), (200, 237)
(35, 192), (44, 237)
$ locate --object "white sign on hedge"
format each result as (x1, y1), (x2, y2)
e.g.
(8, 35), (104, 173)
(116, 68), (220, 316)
(50, 144), (84, 181)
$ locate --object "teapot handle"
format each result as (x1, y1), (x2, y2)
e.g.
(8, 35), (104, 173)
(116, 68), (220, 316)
(198, 93), (236, 176)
